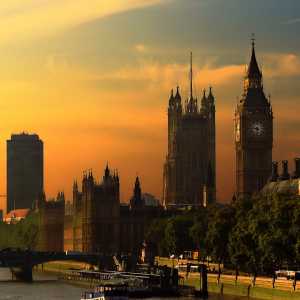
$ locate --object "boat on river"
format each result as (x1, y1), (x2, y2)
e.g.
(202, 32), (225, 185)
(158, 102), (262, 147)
(81, 284), (128, 300)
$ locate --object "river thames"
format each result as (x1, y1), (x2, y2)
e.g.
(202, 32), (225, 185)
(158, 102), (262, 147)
(0, 269), (246, 300)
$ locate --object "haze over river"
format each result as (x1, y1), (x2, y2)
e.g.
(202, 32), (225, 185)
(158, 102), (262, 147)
(0, 269), (246, 300)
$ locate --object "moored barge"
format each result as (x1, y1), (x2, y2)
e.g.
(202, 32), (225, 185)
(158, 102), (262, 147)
(81, 284), (128, 300)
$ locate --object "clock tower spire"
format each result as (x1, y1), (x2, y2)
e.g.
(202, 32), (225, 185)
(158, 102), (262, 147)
(235, 38), (273, 198)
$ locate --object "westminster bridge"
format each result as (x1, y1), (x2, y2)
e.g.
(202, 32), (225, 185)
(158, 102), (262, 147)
(0, 248), (117, 282)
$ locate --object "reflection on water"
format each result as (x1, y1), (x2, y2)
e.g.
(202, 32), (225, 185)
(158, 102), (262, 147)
(0, 269), (246, 300)
(0, 269), (85, 300)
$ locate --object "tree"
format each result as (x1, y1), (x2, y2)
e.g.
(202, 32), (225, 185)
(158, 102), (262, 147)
(250, 194), (298, 276)
(292, 201), (300, 266)
(206, 204), (235, 282)
(228, 197), (253, 277)
(189, 207), (208, 258)
(164, 214), (194, 255)
(146, 218), (168, 256)
(17, 213), (39, 249)
(0, 212), (39, 250)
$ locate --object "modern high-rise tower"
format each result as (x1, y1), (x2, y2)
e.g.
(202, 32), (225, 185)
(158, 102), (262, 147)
(7, 133), (44, 212)
(235, 40), (273, 197)
(163, 53), (216, 207)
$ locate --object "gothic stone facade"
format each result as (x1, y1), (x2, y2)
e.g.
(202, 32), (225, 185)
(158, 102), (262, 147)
(37, 192), (65, 252)
(38, 165), (163, 254)
(235, 42), (273, 197)
(163, 54), (216, 207)
(73, 166), (163, 254)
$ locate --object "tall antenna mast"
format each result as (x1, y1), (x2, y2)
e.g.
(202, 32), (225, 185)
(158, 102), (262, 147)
(190, 51), (193, 99)
(251, 33), (255, 49)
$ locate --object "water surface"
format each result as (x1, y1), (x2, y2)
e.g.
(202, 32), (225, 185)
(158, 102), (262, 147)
(0, 269), (245, 300)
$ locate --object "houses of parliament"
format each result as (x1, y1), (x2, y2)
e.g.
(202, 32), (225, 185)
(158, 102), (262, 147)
(163, 53), (216, 208)
(163, 38), (274, 207)
(235, 39), (273, 197)
(36, 40), (300, 254)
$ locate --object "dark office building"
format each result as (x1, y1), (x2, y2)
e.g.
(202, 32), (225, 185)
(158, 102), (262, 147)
(7, 133), (43, 212)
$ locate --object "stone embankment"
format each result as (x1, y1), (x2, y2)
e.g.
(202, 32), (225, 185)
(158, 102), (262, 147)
(156, 257), (300, 299)
(185, 272), (300, 299)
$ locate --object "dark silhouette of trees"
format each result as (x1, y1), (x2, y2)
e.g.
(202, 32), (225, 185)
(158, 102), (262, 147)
(146, 218), (169, 256)
(164, 214), (195, 255)
(0, 212), (39, 250)
(146, 193), (300, 275)
(206, 204), (235, 282)
(190, 206), (208, 258)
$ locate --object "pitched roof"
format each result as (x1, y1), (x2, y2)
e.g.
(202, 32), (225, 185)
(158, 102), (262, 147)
(247, 45), (262, 79)
(5, 208), (30, 219)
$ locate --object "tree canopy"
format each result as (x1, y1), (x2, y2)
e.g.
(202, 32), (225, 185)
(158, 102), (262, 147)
(0, 212), (39, 250)
(146, 193), (300, 275)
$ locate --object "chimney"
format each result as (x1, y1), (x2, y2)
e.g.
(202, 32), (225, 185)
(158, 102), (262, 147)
(270, 161), (279, 182)
(292, 158), (300, 179)
(280, 160), (290, 181)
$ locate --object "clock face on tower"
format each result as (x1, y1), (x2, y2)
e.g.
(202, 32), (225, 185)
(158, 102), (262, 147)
(249, 121), (265, 137)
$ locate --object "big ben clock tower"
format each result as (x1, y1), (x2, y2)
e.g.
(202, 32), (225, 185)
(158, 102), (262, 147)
(235, 39), (273, 197)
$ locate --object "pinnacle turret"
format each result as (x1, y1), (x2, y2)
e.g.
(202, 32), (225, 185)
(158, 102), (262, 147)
(207, 87), (214, 102)
(73, 180), (78, 190)
(131, 176), (143, 208)
(201, 89), (207, 108)
(247, 40), (262, 81)
(104, 163), (110, 178)
(134, 176), (141, 193)
(240, 38), (270, 107)
(175, 86), (181, 101)
(244, 37), (263, 91)
(169, 89), (174, 107)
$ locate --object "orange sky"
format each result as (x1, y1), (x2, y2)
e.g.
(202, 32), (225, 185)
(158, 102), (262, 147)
(0, 1), (299, 213)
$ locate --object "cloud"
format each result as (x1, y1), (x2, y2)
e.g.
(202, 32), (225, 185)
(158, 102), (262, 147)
(283, 18), (300, 25)
(86, 61), (244, 93)
(85, 52), (300, 93)
(264, 53), (300, 78)
(0, 0), (164, 45)
(134, 44), (148, 53)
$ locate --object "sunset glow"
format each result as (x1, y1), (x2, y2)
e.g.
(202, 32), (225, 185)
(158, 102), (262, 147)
(0, 0), (299, 212)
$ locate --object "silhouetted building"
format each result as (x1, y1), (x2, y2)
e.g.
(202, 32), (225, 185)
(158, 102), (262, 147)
(38, 164), (164, 254)
(130, 177), (144, 208)
(142, 193), (160, 207)
(72, 180), (83, 251)
(71, 165), (163, 254)
(163, 53), (216, 207)
(235, 40), (273, 197)
(36, 192), (65, 252)
(7, 133), (43, 212)
(81, 165), (120, 253)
